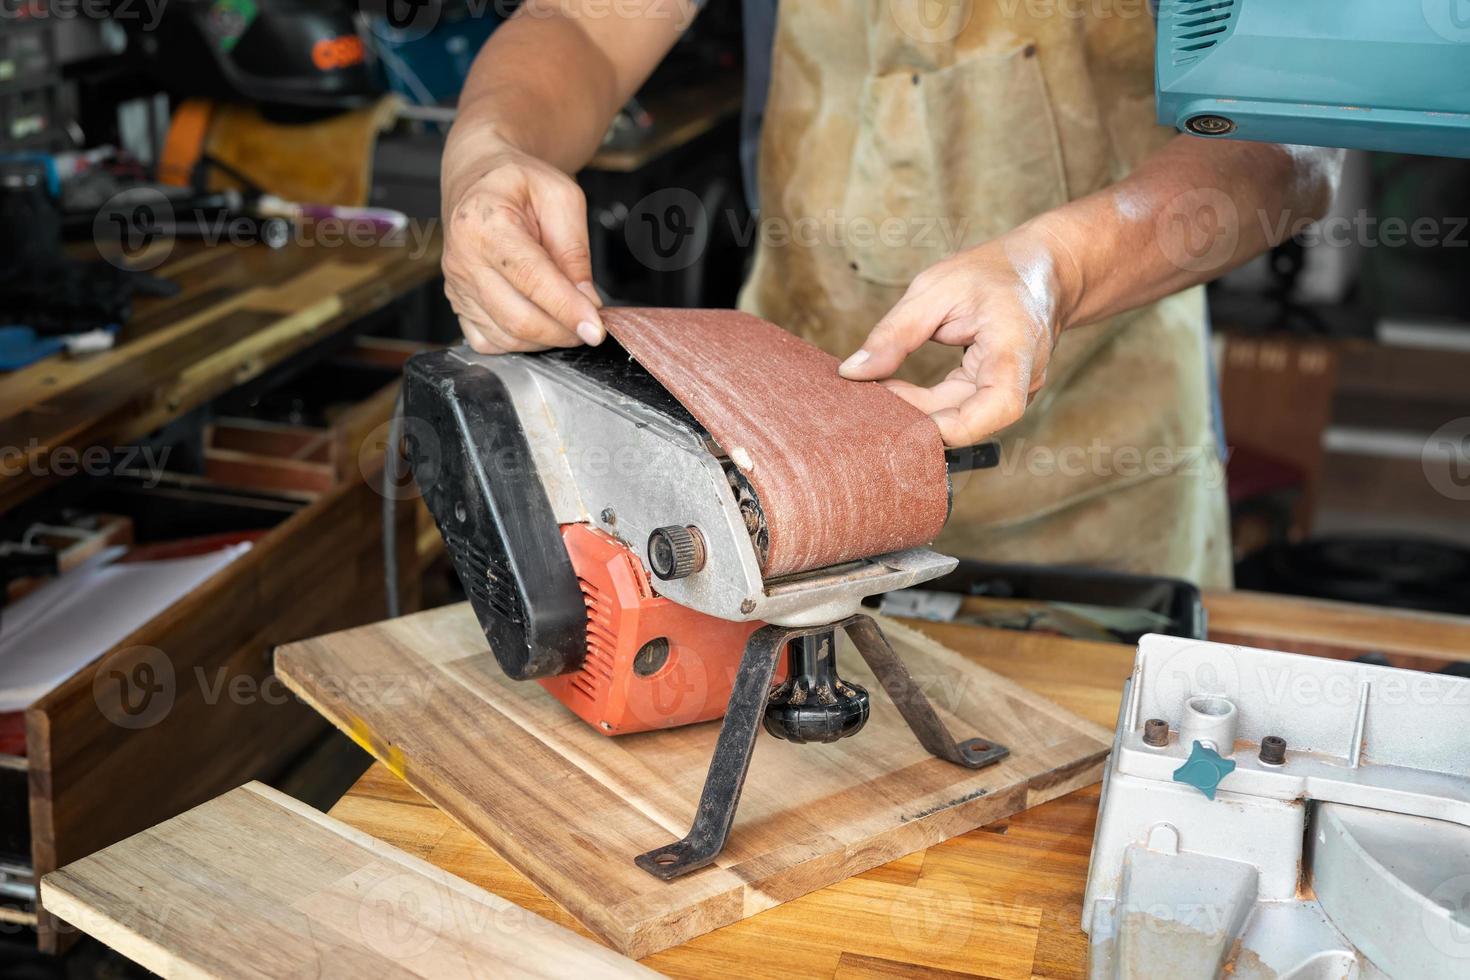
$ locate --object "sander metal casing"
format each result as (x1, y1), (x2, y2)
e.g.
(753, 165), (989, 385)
(400, 343), (956, 686)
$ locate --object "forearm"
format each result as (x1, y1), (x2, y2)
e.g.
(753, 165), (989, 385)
(443, 0), (692, 203)
(844, 137), (1344, 443)
(1033, 135), (1344, 330)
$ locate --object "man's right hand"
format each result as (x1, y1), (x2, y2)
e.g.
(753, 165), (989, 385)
(442, 143), (605, 355)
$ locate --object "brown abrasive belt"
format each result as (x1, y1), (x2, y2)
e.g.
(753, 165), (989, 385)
(603, 308), (950, 577)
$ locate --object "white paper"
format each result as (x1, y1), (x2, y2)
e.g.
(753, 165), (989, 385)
(0, 543), (252, 712)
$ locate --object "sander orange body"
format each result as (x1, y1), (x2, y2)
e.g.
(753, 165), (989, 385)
(542, 522), (771, 734)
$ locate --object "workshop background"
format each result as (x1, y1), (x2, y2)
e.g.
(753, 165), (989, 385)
(0, 0), (1468, 975)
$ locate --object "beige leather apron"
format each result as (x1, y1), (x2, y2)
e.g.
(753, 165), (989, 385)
(738, 0), (1232, 587)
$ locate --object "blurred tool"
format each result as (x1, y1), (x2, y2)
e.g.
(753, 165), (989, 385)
(878, 559), (1206, 644)
(1085, 636), (1470, 978)
(125, 0), (378, 116)
(1156, 0), (1470, 157)
(0, 154), (172, 364)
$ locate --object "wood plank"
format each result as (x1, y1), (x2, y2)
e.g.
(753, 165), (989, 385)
(316, 617), (1132, 979)
(1204, 587), (1470, 668)
(112, 263), (382, 444)
(25, 467), (420, 952)
(275, 607), (1112, 959)
(897, 622), (1131, 732)
(209, 419), (333, 462)
(833, 951), (998, 979)
(330, 764), (1108, 979)
(40, 781), (660, 979)
(913, 785), (1101, 980)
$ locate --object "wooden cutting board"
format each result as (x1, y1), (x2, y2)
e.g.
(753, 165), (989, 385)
(39, 781), (659, 978)
(274, 605), (1112, 958)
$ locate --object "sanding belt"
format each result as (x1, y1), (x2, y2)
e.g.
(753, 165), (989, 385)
(602, 308), (950, 577)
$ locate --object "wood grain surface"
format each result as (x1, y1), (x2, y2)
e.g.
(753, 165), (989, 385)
(275, 606), (1112, 959)
(325, 618), (1135, 978)
(40, 781), (661, 979)
(1203, 588), (1470, 669)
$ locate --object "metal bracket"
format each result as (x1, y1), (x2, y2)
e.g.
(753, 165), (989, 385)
(633, 613), (1009, 879)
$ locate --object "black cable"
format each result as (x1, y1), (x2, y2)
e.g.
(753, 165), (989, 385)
(383, 389), (405, 619)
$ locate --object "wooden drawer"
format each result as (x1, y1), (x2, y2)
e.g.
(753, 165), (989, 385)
(203, 420), (337, 496)
(200, 337), (425, 498)
(11, 357), (424, 951)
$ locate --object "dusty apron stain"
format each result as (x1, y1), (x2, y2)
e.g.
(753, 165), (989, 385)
(738, 0), (1232, 586)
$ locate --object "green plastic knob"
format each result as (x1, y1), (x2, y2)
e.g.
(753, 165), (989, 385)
(1172, 740), (1237, 800)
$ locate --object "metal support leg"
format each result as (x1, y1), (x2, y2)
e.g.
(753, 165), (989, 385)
(634, 614), (1008, 880)
(634, 623), (794, 879)
(844, 615), (1009, 769)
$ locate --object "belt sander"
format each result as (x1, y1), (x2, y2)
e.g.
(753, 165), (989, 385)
(401, 308), (1006, 878)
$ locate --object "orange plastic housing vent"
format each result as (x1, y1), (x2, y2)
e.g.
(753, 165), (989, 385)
(538, 523), (771, 735)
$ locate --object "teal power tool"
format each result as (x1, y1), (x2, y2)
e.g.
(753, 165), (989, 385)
(1156, 0), (1470, 158)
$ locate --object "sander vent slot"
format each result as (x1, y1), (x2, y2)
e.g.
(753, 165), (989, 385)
(444, 533), (522, 625)
(571, 577), (616, 702)
(1167, 0), (1236, 64)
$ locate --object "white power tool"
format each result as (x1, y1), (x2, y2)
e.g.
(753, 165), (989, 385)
(1085, 636), (1470, 978)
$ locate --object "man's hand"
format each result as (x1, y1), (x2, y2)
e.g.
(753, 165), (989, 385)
(838, 137), (1342, 446)
(442, 141), (605, 355)
(440, 0), (695, 354)
(838, 229), (1077, 446)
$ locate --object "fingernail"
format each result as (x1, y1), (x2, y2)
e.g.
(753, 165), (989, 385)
(838, 350), (870, 376)
(576, 281), (603, 307)
(576, 320), (604, 345)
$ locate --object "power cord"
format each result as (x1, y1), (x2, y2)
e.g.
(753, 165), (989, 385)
(383, 389), (405, 619)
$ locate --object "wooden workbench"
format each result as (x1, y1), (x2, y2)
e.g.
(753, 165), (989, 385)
(326, 590), (1470, 978)
(0, 233), (442, 514)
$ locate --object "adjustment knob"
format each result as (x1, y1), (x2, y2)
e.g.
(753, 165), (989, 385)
(764, 632), (870, 744)
(1172, 740), (1237, 801)
(647, 525), (706, 580)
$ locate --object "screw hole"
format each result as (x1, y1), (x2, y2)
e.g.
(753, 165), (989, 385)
(655, 853), (677, 866)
